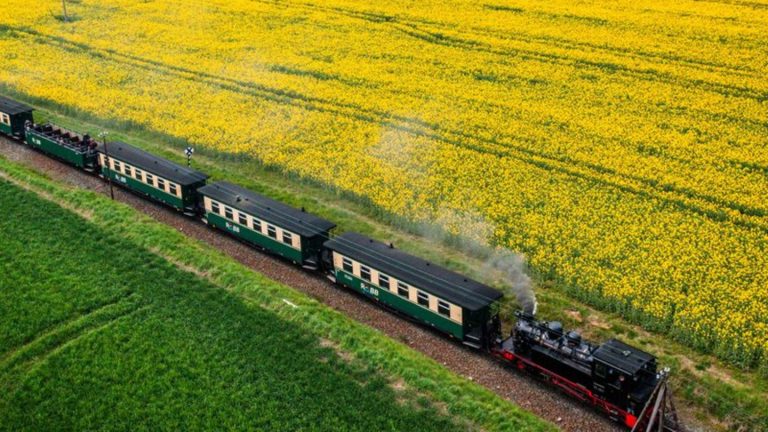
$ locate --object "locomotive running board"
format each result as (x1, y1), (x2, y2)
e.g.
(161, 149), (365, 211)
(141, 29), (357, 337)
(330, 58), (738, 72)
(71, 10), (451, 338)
(631, 368), (683, 432)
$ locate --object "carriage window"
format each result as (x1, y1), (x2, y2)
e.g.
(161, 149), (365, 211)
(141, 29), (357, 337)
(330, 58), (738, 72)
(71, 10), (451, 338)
(0, 113), (9, 125)
(238, 214), (248, 226)
(113, 160), (122, 171)
(360, 266), (371, 281)
(145, 173), (154, 185)
(169, 184), (178, 196)
(253, 219), (262, 232)
(134, 169), (143, 180)
(342, 257), (353, 273)
(397, 282), (409, 298)
(224, 207), (233, 220)
(282, 232), (293, 245)
(378, 274), (390, 290)
(157, 178), (166, 190)
(267, 225), (277, 239)
(124, 166), (132, 177)
(417, 291), (429, 307)
(438, 300), (451, 317)
(210, 201), (220, 214)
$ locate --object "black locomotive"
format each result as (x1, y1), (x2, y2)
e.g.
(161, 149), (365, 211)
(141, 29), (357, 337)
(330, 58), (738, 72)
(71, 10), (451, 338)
(496, 312), (661, 428)
(0, 95), (675, 430)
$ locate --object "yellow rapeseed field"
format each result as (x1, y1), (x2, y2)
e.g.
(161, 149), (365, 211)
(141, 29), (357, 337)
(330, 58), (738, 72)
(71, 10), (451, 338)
(1, 0), (766, 366)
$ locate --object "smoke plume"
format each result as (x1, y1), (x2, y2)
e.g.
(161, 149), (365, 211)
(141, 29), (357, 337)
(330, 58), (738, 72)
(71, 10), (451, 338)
(485, 251), (537, 315)
(409, 205), (537, 316)
(366, 121), (538, 316)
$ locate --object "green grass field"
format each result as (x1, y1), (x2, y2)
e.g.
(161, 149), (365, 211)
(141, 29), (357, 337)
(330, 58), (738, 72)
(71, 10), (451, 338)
(0, 179), (467, 431)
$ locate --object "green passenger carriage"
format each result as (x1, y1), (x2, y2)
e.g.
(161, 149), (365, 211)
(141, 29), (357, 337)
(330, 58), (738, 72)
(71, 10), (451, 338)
(25, 123), (99, 170)
(322, 232), (503, 348)
(197, 181), (336, 267)
(97, 141), (208, 214)
(0, 96), (33, 138)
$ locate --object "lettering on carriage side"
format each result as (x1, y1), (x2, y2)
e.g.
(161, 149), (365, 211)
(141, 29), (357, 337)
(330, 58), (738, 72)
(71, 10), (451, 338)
(341, 272), (354, 283)
(225, 222), (240, 233)
(361, 283), (379, 298)
(116, 174), (127, 184)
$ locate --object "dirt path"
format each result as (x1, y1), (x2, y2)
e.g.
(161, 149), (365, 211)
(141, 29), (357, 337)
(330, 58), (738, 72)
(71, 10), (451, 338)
(0, 136), (620, 432)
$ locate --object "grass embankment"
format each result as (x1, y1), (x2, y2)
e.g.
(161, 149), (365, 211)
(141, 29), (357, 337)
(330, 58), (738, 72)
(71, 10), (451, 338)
(0, 156), (553, 431)
(3, 94), (766, 431)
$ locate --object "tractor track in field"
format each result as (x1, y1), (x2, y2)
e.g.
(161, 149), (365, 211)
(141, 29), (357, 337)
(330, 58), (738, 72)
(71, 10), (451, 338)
(0, 136), (619, 432)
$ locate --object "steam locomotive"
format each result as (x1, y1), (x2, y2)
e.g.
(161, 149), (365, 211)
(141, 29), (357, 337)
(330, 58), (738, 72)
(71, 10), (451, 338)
(494, 312), (662, 428)
(0, 95), (674, 430)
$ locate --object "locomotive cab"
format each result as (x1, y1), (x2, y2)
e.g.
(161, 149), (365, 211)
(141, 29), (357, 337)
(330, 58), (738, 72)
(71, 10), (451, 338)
(591, 339), (658, 415)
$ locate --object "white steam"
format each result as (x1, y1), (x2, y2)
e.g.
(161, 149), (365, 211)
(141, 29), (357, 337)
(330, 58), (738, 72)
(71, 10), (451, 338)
(484, 251), (537, 315)
(366, 120), (537, 315)
(413, 206), (537, 315)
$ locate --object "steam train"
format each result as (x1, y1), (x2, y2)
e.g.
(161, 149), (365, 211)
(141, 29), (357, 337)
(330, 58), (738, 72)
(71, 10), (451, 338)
(0, 96), (672, 430)
(494, 313), (662, 428)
